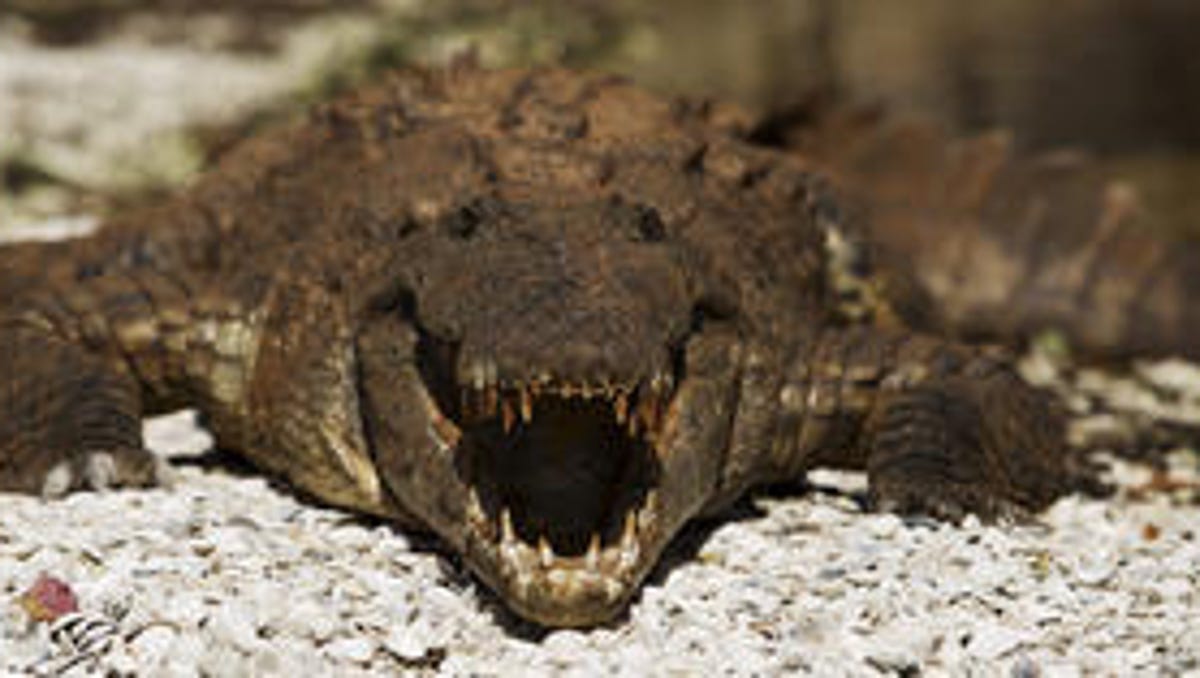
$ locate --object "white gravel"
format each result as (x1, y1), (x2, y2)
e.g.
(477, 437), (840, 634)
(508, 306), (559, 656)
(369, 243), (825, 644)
(2, 409), (1199, 676)
(0, 10), (384, 195)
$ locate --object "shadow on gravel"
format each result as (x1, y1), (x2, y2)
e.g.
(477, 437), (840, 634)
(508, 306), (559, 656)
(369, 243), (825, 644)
(169, 447), (260, 477)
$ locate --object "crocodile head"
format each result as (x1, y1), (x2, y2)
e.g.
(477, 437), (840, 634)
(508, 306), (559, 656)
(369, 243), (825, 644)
(357, 195), (754, 626)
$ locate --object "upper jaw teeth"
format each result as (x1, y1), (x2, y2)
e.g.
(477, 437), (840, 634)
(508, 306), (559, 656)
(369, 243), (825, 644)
(460, 361), (672, 400)
(520, 390), (533, 421)
(458, 367), (674, 438)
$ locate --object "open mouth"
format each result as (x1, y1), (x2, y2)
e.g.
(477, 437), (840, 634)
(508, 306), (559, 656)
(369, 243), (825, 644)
(456, 374), (670, 561)
(417, 342), (676, 619)
(457, 375), (669, 555)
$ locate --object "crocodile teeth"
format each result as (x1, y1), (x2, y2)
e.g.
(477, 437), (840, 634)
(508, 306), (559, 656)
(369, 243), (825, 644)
(467, 487), (487, 529)
(636, 395), (661, 438)
(586, 534), (601, 571)
(621, 510), (637, 546)
(501, 399), (517, 433)
(651, 370), (673, 395)
(638, 490), (659, 531)
(538, 536), (555, 569)
(619, 510), (639, 570)
(430, 414), (461, 450)
(500, 508), (516, 545)
(520, 388), (533, 422)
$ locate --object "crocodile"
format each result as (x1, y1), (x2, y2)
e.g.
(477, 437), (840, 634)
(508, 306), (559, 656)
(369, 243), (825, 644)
(763, 104), (1200, 362)
(0, 65), (1094, 627)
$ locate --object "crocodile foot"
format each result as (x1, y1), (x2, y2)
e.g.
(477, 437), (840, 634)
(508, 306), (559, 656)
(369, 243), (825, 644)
(865, 366), (1070, 523)
(0, 322), (169, 497)
(38, 446), (171, 498)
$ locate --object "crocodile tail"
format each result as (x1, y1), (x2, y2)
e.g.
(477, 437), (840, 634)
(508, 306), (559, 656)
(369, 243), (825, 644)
(774, 106), (1200, 361)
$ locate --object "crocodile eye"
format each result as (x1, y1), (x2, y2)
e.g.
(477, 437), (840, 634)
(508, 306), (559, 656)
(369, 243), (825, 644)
(634, 205), (665, 243)
(444, 203), (484, 240)
(446, 195), (510, 240)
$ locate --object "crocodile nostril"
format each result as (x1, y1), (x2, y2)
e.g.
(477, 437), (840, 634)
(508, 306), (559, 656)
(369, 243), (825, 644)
(634, 205), (666, 243)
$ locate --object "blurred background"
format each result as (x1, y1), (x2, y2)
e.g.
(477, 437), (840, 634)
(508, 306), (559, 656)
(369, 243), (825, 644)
(2, 0), (1199, 235)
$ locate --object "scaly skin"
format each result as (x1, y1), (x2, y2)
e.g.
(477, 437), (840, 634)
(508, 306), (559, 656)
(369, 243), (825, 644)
(771, 105), (1200, 361)
(0, 66), (1092, 627)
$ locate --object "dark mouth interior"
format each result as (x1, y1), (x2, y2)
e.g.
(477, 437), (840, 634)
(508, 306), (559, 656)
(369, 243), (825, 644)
(414, 331), (666, 556)
(454, 384), (662, 556)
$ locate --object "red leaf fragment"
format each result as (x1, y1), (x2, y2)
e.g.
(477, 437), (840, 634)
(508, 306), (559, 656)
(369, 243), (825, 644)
(17, 573), (80, 623)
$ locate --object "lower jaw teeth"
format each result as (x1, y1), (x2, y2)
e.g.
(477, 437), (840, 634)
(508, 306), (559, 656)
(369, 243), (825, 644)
(463, 488), (652, 577)
(501, 507), (516, 543)
(484, 494), (655, 579)
(586, 534), (600, 570)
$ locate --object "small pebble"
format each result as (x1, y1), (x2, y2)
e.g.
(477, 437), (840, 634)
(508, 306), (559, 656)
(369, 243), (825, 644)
(1135, 359), (1200, 399)
(382, 623), (435, 662)
(967, 624), (1025, 660)
(128, 625), (178, 666)
(324, 636), (376, 664)
(205, 605), (264, 655)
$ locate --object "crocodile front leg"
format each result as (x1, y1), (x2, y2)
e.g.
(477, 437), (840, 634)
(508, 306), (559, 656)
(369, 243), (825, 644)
(0, 319), (159, 495)
(858, 344), (1075, 521)
(724, 327), (1095, 521)
(0, 267), (210, 496)
(0, 261), (402, 520)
